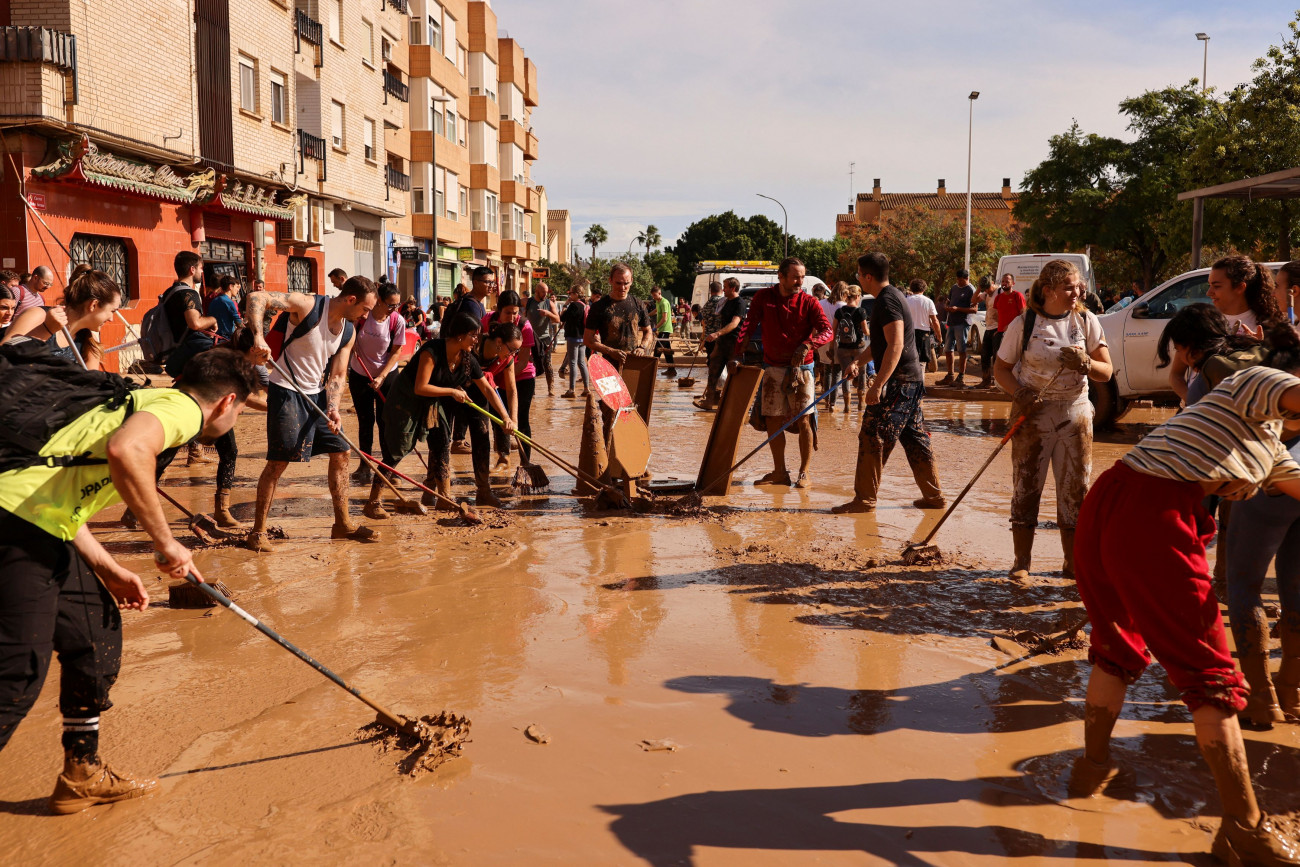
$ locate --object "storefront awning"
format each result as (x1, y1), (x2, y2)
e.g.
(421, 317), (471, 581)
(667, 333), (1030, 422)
(33, 136), (210, 204)
(197, 176), (303, 222)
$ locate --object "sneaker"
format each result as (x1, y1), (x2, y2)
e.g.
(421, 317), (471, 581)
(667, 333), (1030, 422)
(1212, 814), (1300, 866)
(936, 374), (955, 387)
(793, 472), (811, 489)
(913, 497), (947, 510)
(330, 523), (380, 542)
(450, 440), (472, 455)
(953, 374), (966, 388)
(49, 758), (159, 814)
(754, 470), (792, 486)
(831, 499), (876, 514)
(561, 390), (576, 399)
(349, 464), (372, 486)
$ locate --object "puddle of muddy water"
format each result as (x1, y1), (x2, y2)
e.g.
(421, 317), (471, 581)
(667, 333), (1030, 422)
(2, 368), (1289, 866)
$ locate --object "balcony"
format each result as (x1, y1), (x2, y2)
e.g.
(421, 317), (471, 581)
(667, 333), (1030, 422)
(500, 180), (528, 208)
(382, 69), (408, 103)
(523, 129), (538, 160)
(298, 129), (326, 181)
(385, 0), (409, 12)
(386, 164), (411, 192)
(0, 26), (79, 118)
(295, 10), (323, 67)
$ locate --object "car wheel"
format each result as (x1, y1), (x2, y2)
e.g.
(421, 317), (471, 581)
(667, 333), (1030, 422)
(1089, 379), (1128, 429)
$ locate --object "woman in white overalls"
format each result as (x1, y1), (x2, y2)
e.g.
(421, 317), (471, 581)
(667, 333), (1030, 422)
(994, 260), (1114, 580)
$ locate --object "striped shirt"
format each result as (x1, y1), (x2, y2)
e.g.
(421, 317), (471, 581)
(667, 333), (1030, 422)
(1123, 366), (1300, 497)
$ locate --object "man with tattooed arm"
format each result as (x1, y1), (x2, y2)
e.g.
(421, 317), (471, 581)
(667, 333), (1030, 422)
(242, 277), (380, 552)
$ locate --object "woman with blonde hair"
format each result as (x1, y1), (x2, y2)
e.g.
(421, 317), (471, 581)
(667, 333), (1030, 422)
(1, 264), (120, 370)
(993, 259), (1113, 580)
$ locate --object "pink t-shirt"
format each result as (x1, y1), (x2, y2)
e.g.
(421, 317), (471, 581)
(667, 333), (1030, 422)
(482, 312), (536, 381)
(349, 310), (406, 377)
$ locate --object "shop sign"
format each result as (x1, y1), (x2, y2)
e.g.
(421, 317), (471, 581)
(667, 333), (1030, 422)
(27, 192), (45, 210)
(457, 248), (474, 262)
(395, 246), (421, 261)
(531, 268), (549, 279)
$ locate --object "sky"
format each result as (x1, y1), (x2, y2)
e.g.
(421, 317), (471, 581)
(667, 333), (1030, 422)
(496, 0), (1294, 255)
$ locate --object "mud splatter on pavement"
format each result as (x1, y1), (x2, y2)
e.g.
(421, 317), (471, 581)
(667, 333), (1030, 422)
(358, 711), (473, 777)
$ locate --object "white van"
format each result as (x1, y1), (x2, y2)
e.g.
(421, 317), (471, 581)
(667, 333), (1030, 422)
(690, 261), (780, 308)
(995, 253), (1096, 297)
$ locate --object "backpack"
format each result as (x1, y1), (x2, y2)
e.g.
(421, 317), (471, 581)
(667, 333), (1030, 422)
(267, 295), (354, 386)
(835, 309), (860, 345)
(0, 340), (139, 473)
(139, 284), (186, 363)
(1202, 345), (1267, 390)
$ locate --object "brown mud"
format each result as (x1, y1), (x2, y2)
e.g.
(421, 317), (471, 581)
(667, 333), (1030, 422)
(2, 368), (1297, 864)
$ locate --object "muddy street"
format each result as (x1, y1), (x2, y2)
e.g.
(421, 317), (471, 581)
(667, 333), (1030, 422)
(1, 373), (1295, 866)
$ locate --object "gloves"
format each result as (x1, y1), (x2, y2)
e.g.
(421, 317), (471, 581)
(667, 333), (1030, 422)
(1010, 386), (1043, 421)
(1059, 345), (1091, 373)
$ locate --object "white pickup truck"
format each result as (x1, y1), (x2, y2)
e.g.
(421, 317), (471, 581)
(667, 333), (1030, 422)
(1091, 263), (1286, 424)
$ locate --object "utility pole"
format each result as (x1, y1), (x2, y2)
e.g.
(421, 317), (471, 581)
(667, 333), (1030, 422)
(965, 91), (979, 273)
(1196, 33), (1210, 92)
(849, 161), (856, 210)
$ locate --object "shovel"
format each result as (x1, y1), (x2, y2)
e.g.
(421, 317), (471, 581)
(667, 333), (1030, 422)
(155, 485), (228, 545)
(901, 369), (1065, 565)
(176, 570), (470, 760)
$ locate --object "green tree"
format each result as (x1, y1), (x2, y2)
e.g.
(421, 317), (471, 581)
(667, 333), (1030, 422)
(792, 235), (851, 283)
(582, 224), (608, 267)
(636, 225), (663, 257)
(664, 211), (785, 297)
(838, 206), (1014, 293)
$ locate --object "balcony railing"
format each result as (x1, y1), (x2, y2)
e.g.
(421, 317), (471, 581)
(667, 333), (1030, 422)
(383, 70), (409, 103)
(0, 26), (79, 105)
(524, 231), (537, 245)
(386, 165), (410, 192)
(385, 0), (409, 12)
(298, 129), (326, 181)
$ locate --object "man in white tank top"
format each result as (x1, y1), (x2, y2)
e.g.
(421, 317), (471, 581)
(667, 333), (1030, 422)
(243, 278), (379, 552)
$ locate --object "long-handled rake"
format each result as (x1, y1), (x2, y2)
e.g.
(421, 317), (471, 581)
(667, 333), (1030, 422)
(901, 369), (1065, 565)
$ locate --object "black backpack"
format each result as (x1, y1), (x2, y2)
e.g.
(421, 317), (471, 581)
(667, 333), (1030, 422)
(0, 340), (140, 473)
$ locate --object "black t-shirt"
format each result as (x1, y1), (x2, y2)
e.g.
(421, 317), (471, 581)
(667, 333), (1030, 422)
(561, 300), (588, 340)
(443, 295), (486, 329)
(714, 297), (744, 348)
(834, 305), (869, 348)
(163, 281), (215, 360)
(587, 294), (650, 353)
(869, 284), (923, 383)
(391, 338), (483, 415)
(946, 283), (974, 327)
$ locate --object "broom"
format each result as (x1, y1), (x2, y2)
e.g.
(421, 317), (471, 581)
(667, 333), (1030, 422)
(173, 569), (471, 762)
(677, 341), (704, 388)
(154, 485), (227, 546)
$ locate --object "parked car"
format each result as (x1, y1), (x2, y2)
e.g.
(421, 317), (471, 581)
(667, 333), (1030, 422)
(1091, 262), (1286, 425)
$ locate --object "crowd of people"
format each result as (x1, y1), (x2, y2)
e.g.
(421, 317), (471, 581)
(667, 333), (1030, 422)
(1, 246), (1299, 863)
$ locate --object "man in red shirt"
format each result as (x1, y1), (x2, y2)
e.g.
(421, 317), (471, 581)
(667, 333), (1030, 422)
(732, 258), (833, 489)
(992, 273), (1027, 356)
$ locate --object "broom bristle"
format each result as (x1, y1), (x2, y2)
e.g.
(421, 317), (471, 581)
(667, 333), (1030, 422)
(511, 463), (550, 494)
(168, 580), (235, 609)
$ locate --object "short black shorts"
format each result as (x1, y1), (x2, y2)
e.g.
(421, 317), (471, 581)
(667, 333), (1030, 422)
(266, 382), (350, 462)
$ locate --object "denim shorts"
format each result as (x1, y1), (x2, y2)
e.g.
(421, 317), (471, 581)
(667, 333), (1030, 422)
(266, 383), (350, 462)
(943, 323), (970, 353)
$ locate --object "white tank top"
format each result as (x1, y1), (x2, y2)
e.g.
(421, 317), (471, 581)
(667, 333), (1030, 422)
(270, 300), (346, 395)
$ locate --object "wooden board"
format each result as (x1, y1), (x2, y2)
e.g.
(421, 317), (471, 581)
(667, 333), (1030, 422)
(694, 365), (764, 495)
(620, 355), (659, 426)
(608, 409), (652, 479)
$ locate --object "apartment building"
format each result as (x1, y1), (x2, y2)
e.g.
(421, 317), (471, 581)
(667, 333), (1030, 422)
(836, 178), (1020, 238)
(0, 0), (410, 369)
(405, 0), (540, 305)
(545, 208), (571, 265)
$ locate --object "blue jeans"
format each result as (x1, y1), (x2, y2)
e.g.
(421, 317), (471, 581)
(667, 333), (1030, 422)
(563, 339), (589, 391)
(1225, 486), (1300, 638)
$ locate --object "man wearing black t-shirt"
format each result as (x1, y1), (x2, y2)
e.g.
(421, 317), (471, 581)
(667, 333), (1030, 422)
(699, 277), (745, 410)
(833, 252), (944, 514)
(583, 262), (653, 368)
(161, 250), (219, 465)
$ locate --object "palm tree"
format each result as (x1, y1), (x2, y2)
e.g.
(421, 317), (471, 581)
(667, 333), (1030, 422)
(638, 225), (662, 257)
(583, 224), (608, 267)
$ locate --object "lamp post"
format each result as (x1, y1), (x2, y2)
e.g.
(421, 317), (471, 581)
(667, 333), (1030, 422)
(1196, 32), (1210, 92)
(965, 91), (979, 273)
(430, 93), (452, 301)
(756, 193), (788, 258)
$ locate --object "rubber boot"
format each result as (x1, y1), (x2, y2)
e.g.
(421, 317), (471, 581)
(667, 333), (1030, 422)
(1274, 615), (1300, 721)
(1010, 526), (1035, 581)
(1060, 528), (1076, 580)
(421, 472), (437, 509)
(214, 488), (245, 529)
(476, 484), (503, 508)
(362, 478), (390, 520)
(186, 442), (213, 466)
(49, 751), (159, 814)
(1213, 814), (1300, 866)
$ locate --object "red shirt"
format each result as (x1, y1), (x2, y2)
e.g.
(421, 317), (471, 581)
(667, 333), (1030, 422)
(993, 288), (1027, 333)
(734, 287), (833, 366)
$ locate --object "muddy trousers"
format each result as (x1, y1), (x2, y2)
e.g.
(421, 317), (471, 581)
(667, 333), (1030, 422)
(1010, 398), (1093, 531)
(1075, 463), (1248, 712)
(0, 509), (121, 760)
(491, 378), (535, 463)
(534, 336), (555, 384)
(214, 428), (237, 490)
(852, 381), (941, 504)
(426, 405), (491, 487)
(347, 369), (385, 457)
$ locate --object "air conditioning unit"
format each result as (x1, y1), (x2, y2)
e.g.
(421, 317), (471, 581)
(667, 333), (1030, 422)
(277, 200), (311, 245)
(309, 200), (324, 244)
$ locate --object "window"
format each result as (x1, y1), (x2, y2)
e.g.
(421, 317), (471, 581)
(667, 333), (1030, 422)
(445, 170), (458, 219)
(409, 16), (422, 45)
(363, 118), (376, 160)
(413, 187), (426, 214)
(459, 185), (468, 217)
(288, 256), (314, 294)
(238, 56), (257, 113)
(331, 100), (345, 149)
(361, 20), (374, 64)
(443, 14), (456, 62)
(70, 234), (130, 302)
(486, 192), (499, 232)
(445, 106), (456, 144)
(328, 0), (342, 44)
(427, 10), (442, 52)
(457, 45), (467, 76)
(431, 96), (444, 135)
(381, 35), (392, 63)
(270, 71), (286, 124)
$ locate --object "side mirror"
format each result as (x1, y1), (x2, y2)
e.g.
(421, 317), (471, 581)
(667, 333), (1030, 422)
(1130, 303), (1151, 320)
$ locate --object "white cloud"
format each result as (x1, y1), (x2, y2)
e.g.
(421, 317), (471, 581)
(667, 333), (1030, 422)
(501, 0), (1291, 249)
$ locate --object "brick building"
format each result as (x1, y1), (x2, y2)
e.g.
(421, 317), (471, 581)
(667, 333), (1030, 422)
(836, 178), (1020, 237)
(0, 0), (548, 369)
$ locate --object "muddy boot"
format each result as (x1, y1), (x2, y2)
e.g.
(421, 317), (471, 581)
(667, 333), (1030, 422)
(214, 488), (245, 529)
(421, 472), (437, 509)
(349, 462), (372, 486)
(936, 373), (955, 387)
(120, 508), (138, 529)
(245, 530), (277, 553)
(434, 478), (456, 511)
(1066, 754), (1120, 799)
(1213, 814), (1300, 866)
(1010, 526), (1035, 581)
(1279, 617), (1300, 720)
(1060, 528), (1076, 580)
(362, 479), (390, 521)
(561, 389), (576, 399)
(186, 442), (213, 466)
(330, 521), (380, 542)
(476, 484), (503, 509)
(1237, 609), (1286, 729)
(49, 751), (159, 814)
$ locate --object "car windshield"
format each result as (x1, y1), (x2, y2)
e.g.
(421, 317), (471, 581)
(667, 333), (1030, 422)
(1132, 276), (1210, 320)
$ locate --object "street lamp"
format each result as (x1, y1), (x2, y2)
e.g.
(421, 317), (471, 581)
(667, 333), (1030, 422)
(430, 93), (451, 301)
(756, 193), (788, 258)
(965, 91), (979, 273)
(1196, 33), (1210, 92)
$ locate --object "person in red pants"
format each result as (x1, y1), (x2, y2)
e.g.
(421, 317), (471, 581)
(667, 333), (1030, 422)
(1069, 325), (1300, 866)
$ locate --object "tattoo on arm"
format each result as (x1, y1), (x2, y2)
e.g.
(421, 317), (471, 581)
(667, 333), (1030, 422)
(246, 291), (294, 332)
(325, 376), (343, 414)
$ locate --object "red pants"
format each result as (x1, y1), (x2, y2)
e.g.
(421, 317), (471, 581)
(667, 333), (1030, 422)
(1074, 462), (1247, 713)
